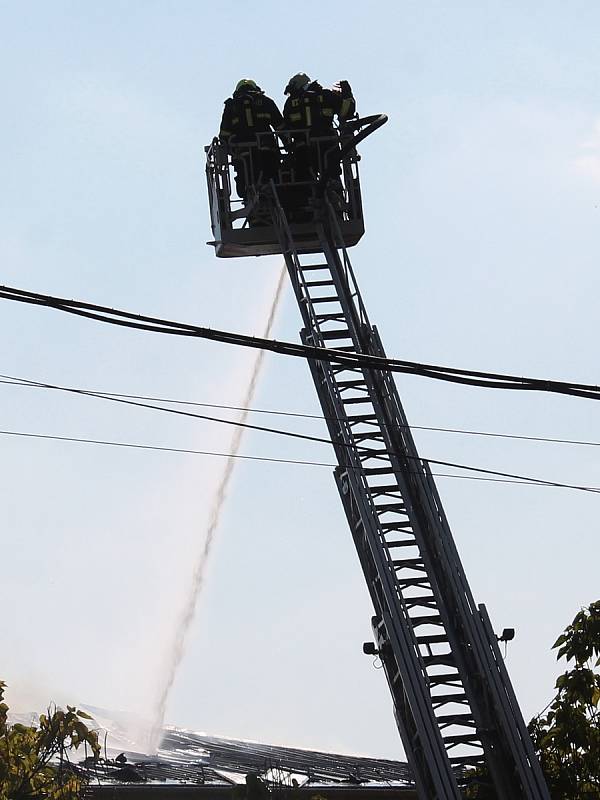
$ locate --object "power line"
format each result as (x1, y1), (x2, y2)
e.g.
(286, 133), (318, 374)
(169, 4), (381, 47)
(1, 282), (599, 400)
(1, 427), (599, 493)
(2, 375), (598, 448)
(0, 428), (332, 468)
(1, 372), (339, 448)
(2, 372), (599, 494)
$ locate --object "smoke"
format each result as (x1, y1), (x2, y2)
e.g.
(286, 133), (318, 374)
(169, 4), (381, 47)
(149, 264), (287, 750)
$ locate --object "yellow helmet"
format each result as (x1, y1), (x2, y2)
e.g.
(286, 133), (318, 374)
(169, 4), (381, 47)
(284, 73), (311, 95)
(235, 79), (258, 93)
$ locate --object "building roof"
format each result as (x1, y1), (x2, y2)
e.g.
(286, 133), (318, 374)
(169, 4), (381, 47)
(79, 727), (415, 797)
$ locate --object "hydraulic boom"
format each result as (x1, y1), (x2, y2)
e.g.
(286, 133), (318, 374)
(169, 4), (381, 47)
(206, 116), (550, 800)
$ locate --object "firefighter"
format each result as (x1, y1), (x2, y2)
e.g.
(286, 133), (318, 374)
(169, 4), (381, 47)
(219, 79), (284, 200)
(282, 73), (355, 180)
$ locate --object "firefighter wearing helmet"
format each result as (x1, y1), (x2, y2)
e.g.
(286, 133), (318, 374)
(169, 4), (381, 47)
(282, 73), (355, 181)
(219, 79), (284, 201)
(283, 74), (355, 134)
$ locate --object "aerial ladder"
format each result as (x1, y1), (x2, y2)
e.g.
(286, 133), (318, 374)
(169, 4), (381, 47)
(205, 115), (551, 800)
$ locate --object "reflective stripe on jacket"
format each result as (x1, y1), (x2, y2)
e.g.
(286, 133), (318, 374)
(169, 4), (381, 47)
(283, 84), (355, 134)
(219, 91), (284, 142)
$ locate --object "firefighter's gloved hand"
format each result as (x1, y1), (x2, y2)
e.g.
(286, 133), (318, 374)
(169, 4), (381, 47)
(338, 80), (352, 97)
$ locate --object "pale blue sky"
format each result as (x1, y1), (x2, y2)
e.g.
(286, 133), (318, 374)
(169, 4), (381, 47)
(1, 0), (599, 760)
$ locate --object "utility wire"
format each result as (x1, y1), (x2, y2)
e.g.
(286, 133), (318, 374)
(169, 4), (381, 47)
(1, 375), (598, 448)
(0, 372), (339, 448)
(0, 428), (334, 467)
(2, 372), (599, 494)
(1, 427), (599, 493)
(1, 283), (599, 400)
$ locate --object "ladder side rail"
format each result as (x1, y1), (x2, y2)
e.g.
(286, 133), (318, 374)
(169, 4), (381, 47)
(424, 459), (552, 799)
(370, 344), (532, 797)
(269, 186), (369, 334)
(301, 343), (462, 800)
(369, 327), (482, 621)
(317, 216), (370, 331)
(315, 226), (493, 752)
(322, 201), (375, 329)
(269, 191), (548, 798)
(316, 218), (548, 798)
(342, 458), (464, 800)
(297, 217), (492, 772)
(371, 340), (549, 800)
(268, 192), (338, 342)
(271, 197), (464, 798)
(365, 318), (548, 798)
(476, 604), (551, 800)
(421, 457), (540, 763)
(285, 239), (480, 787)
(366, 319), (550, 798)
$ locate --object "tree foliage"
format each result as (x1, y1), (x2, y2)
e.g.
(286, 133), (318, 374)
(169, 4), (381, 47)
(465, 601), (600, 799)
(529, 600), (600, 799)
(0, 680), (100, 800)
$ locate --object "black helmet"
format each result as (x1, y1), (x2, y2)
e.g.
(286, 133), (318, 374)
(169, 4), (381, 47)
(284, 73), (311, 95)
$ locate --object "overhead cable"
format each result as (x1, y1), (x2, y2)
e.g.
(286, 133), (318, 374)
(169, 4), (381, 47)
(1, 374), (598, 448)
(1, 283), (599, 400)
(1, 427), (599, 493)
(1, 373), (598, 494)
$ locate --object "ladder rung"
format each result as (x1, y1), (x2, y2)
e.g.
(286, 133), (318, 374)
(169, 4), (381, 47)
(435, 713), (474, 724)
(310, 296), (340, 304)
(332, 367), (361, 376)
(348, 414), (378, 423)
(431, 693), (469, 705)
(411, 615), (442, 626)
(393, 558), (425, 570)
(428, 673), (463, 686)
(363, 467), (393, 475)
(449, 756), (486, 767)
(422, 654), (455, 667)
(382, 521), (413, 531)
(374, 502), (406, 512)
(386, 539), (417, 549)
(397, 577), (430, 587)
(405, 594), (437, 607)
(354, 433), (385, 443)
(315, 313), (346, 322)
(442, 734), (481, 746)
(370, 483), (401, 494)
(343, 396), (372, 405)
(320, 329), (351, 341)
(299, 263), (329, 271)
(416, 634), (449, 645)
(336, 379), (367, 388)
(305, 279), (334, 287)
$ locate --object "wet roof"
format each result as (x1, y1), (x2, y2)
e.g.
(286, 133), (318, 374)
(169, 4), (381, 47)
(78, 728), (413, 789)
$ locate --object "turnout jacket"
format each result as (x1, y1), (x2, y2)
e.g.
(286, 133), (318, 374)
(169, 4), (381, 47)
(219, 88), (284, 144)
(283, 81), (355, 135)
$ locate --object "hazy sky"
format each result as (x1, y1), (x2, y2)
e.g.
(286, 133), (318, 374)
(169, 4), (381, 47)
(1, 0), (599, 761)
